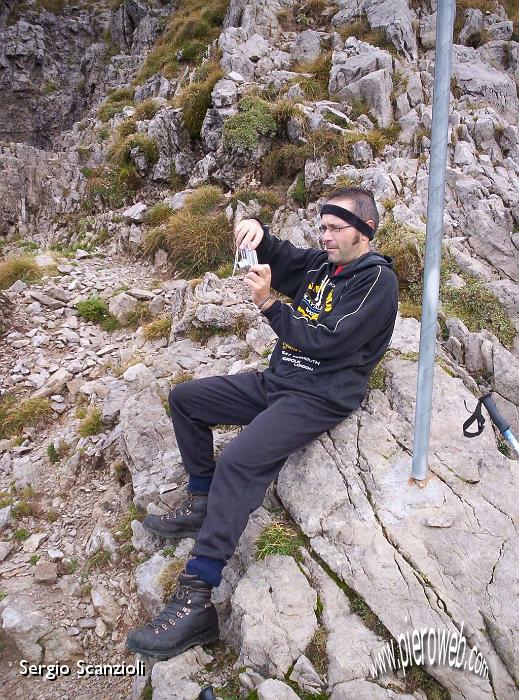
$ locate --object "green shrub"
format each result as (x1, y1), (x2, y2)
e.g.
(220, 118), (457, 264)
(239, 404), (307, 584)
(260, 143), (307, 185)
(97, 87), (135, 122)
(108, 133), (159, 168)
(47, 443), (59, 464)
(76, 295), (110, 323)
(13, 528), (30, 542)
(176, 62), (224, 138)
(377, 216), (515, 347)
(126, 302), (153, 328)
(442, 279), (516, 348)
(144, 203), (173, 227)
(222, 96), (278, 150)
(368, 362), (386, 390)
(182, 185), (224, 215)
(84, 165), (141, 210)
(0, 255), (42, 289)
(290, 173), (308, 205)
(116, 118), (138, 138)
(78, 407), (104, 437)
(0, 395), (54, 439)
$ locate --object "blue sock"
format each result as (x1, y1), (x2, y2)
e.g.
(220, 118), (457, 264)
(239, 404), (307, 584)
(186, 555), (225, 587)
(188, 475), (213, 493)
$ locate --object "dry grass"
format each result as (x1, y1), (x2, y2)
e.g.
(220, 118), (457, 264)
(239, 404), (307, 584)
(135, 0), (229, 84)
(158, 558), (187, 601)
(0, 395), (54, 439)
(142, 186), (233, 277)
(143, 315), (172, 341)
(293, 52), (332, 101)
(144, 203), (173, 227)
(170, 369), (195, 385)
(338, 14), (395, 53)
(0, 255), (42, 289)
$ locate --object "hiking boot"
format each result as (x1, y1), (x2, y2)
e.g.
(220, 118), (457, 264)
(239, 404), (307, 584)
(125, 571), (219, 659)
(142, 492), (208, 539)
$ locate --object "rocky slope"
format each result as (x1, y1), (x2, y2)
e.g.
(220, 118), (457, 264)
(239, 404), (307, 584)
(1, 1), (519, 699)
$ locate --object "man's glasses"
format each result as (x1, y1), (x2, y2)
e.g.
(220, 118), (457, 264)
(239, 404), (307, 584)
(318, 224), (354, 234)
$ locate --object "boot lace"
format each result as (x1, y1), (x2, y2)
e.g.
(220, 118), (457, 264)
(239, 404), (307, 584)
(160, 493), (194, 521)
(149, 581), (193, 634)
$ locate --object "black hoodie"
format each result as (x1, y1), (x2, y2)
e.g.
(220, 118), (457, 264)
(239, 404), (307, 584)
(255, 224), (399, 413)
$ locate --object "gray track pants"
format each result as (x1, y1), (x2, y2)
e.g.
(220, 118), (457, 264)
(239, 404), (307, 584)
(168, 369), (350, 563)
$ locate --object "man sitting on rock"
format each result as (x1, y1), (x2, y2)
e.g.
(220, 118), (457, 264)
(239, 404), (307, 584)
(125, 186), (399, 660)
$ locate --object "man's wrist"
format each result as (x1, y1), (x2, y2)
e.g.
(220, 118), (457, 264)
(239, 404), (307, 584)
(256, 293), (274, 312)
(259, 297), (276, 313)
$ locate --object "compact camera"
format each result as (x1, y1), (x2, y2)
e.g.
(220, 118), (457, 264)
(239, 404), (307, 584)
(236, 248), (258, 269)
(232, 247), (258, 275)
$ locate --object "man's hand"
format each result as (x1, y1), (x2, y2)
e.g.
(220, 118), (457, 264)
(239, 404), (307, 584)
(244, 264), (275, 310)
(234, 219), (264, 251)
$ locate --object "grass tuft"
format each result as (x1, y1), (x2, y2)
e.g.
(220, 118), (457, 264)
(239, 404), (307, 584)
(376, 216), (515, 347)
(255, 521), (306, 561)
(144, 203), (173, 227)
(0, 255), (42, 290)
(0, 395), (54, 439)
(143, 315), (172, 341)
(97, 87), (135, 123)
(142, 186), (232, 277)
(136, 0), (229, 84)
(176, 61), (225, 138)
(78, 407), (104, 437)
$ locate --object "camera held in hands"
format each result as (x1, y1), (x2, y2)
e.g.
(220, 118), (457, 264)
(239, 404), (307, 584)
(232, 247), (258, 276)
(237, 248), (258, 269)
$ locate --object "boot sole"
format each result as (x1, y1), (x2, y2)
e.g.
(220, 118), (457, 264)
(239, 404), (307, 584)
(125, 626), (220, 660)
(141, 522), (202, 539)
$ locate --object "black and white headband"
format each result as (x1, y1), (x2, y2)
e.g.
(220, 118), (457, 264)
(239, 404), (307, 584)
(320, 203), (375, 240)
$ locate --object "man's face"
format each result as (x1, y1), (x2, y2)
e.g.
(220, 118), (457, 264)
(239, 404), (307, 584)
(320, 199), (371, 265)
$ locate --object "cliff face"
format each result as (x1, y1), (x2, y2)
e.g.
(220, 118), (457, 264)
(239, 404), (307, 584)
(1, 1), (519, 699)
(0, 0), (167, 147)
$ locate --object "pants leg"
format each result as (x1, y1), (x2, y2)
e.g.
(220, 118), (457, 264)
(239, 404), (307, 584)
(168, 372), (269, 481)
(191, 386), (349, 564)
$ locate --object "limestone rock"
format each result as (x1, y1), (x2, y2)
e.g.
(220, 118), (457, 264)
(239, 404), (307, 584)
(257, 678), (300, 699)
(135, 552), (169, 618)
(1, 597), (52, 661)
(32, 367), (73, 399)
(40, 627), (82, 663)
(228, 555), (317, 677)
(109, 292), (139, 325)
(151, 646), (213, 700)
(119, 387), (183, 507)
(90, 584), (122, 628)
(277, 359), (519, 698)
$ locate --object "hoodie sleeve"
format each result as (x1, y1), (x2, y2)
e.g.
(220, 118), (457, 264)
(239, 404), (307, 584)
(254, 222), (326, 299)
(261, 265), (398, 360)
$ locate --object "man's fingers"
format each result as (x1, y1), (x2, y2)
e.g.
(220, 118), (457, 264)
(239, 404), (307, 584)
(250, 264), (271, 277)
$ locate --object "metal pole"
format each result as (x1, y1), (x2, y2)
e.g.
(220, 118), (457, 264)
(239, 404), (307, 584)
(411, 0), (456, 483)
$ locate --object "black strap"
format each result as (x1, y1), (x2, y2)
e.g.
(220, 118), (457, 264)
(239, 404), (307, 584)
(463, 398), (486, 437)
(320, 203), (375, 239)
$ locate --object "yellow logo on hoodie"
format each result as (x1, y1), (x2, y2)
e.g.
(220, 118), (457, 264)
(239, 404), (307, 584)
(325, 290), (333, 312)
